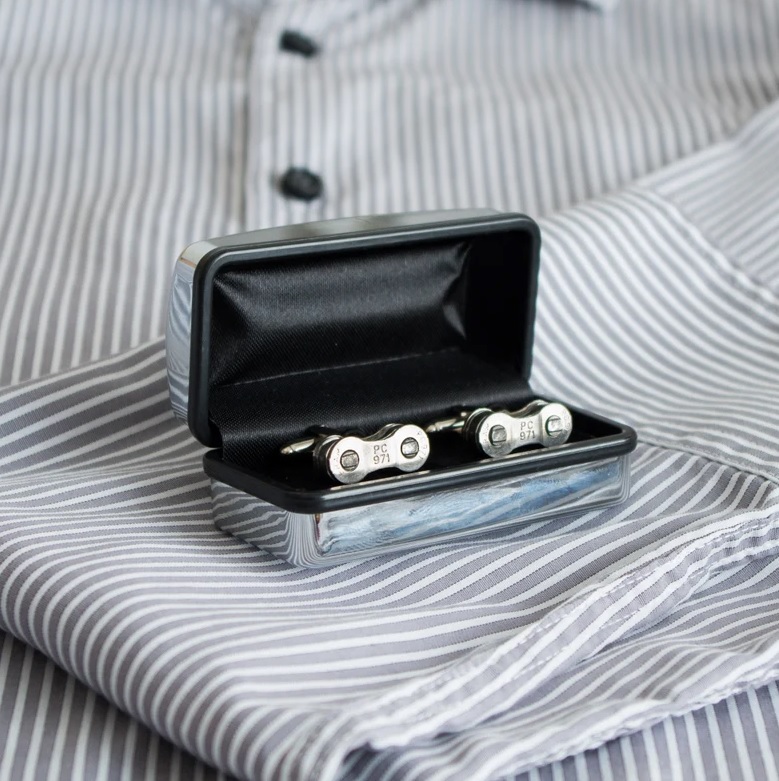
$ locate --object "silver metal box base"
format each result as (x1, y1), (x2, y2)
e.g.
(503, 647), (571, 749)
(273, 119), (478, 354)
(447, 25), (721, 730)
(211, 455), (631, 567)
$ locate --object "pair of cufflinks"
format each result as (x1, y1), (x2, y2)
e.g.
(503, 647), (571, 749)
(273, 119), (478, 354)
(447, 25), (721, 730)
(281, 400), (573, 484)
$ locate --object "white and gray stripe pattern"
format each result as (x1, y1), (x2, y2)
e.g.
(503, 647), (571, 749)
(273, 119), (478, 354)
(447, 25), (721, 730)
(2, 0), (779, 779)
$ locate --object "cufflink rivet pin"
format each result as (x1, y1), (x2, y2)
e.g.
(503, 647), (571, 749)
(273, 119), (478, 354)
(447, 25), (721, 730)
(545, 415), (563, 436)
(489, 425), (508, 445)
(340, 450), (360, 471)
(400, 437), (420, 458)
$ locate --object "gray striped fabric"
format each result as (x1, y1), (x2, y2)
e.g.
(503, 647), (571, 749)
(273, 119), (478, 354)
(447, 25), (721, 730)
(2, 0), (779, 779)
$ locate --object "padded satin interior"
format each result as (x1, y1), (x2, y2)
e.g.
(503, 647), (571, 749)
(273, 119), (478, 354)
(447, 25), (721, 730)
(208, 232), (536, 468)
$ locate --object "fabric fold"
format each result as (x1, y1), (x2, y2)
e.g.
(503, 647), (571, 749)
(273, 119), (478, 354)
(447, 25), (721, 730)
(4, 89), (779, 781)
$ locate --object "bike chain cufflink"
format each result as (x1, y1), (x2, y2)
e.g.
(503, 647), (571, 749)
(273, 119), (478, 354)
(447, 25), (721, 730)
(281, 424), (430, 485)
(426, 400), (573, 458)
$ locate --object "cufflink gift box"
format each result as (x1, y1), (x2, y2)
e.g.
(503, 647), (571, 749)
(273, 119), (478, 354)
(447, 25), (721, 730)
(166, 210), (636, 567)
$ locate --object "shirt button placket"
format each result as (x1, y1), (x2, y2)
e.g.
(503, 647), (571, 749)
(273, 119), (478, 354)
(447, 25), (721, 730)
(277, 27), (323, 204)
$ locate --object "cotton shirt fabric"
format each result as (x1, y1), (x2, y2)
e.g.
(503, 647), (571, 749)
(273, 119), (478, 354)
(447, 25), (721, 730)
(2, 0), (779, 779)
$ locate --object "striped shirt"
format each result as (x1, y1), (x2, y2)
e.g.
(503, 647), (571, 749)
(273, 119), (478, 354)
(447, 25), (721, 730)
(1, 0), (779, 779)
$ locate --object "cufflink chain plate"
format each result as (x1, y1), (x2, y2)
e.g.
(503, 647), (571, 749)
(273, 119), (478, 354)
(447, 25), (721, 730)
(281, 424), (430, 484)
(426, 400), (573, 458)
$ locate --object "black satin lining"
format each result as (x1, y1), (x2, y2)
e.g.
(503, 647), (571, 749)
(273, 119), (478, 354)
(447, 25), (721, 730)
(208, 233), (534, 469)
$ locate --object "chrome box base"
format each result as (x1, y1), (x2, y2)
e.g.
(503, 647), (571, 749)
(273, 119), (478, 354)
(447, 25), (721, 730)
(211, 456), (631, 567)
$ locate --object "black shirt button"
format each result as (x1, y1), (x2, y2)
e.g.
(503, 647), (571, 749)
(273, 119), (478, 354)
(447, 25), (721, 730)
(279, 167), (323, 201)
(279, 30), (319, 58)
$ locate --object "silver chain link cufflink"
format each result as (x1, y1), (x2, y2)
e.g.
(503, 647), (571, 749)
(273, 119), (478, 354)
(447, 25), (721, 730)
(426, 400), (573, 458)
(281, 423), (431, 485)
